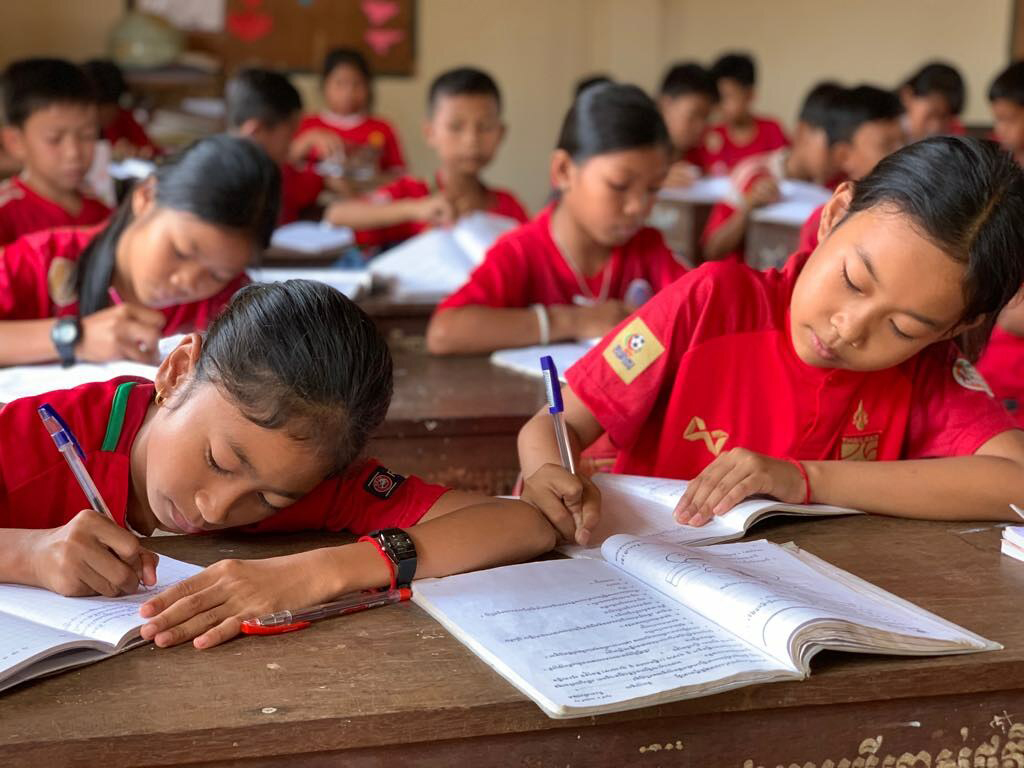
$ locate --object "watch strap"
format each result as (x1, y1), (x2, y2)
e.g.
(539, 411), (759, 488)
(357, 535), (397, 591)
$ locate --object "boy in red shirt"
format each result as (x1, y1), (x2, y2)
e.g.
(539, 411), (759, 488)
(696, 53), (789, 175)
(81, 59), (161, 159)
(324, 67), (528, 248)
(989, 60), (1024, 168)
(517, 137), (1024, 544)
(0, 58), (111, 246)
(701, 82), (843, 262)
(797, 85), (905, 253)
(225, 67), (325, 225)
(290, 48), (405, 177)
(899, 62), (966, 143)
(657, 62), (718, 188)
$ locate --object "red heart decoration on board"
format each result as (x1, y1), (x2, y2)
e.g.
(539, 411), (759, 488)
(364, 27), (404, 56)
(227, 10), (274, 41)
(362, 0), (400, 26)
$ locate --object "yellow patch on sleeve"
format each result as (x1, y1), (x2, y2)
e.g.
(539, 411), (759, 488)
(602, 317), (665, 384)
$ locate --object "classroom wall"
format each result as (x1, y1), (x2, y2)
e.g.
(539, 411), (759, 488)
(0, 0), (1013, 213)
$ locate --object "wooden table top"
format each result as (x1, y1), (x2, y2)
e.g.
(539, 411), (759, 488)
(3, 515), (1022, 766)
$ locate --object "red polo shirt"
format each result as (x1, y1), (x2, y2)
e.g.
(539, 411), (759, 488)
(0, 177), (110, 246)
(0, 378), (448, 533)
(0, 226), (246, 334)
(295, 113), (405, 173)
(566, 254), (1014, 479)
(437, 204), (686, 310)
(693, 117), (790, 175)
(104, 108), (161, 155)
(797, 204), (825, 253)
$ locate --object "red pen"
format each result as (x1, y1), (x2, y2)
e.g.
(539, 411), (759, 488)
(240, 587), (412, 635)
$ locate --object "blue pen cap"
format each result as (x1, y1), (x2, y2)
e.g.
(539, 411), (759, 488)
(38, 404), (86, 461)
(540, 355), (564, 413)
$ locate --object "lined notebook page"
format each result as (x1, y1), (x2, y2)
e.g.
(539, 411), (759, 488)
(0, 556), (202, 647)
(0, 613), (87, 675)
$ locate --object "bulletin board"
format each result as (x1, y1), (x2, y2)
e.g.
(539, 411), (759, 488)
(145, 0), (417, 76)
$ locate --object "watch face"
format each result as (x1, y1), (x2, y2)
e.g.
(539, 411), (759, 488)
(53, 320), (78, 345)
(383, 531), (416, 559)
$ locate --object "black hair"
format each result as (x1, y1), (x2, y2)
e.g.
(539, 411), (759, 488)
(989, 60), (1024, 106)
(81, 59), (127, 106)
(2, 57), (97, 126)
(824, 84), (903, 146)
(711, 52), (755, 88)
(798, 81), (843, 129)
(575, 74), (613, 98)
(195, 280), (393, 472)
(659, 62), (718, 102)
(843, 136), (1024, 352)
(76, 134), (281, 316)
(428, 66), (502, 113)
(903, 62), (965, 115)
(225, 68), (302, 129)
(322, 47), (372, 83)
(557, 82), (671, 163)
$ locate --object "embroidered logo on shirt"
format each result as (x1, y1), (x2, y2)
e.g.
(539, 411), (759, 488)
(364, 467), (406, 500)
(852, 400), (869, 431)
(952, 358), (994, 397)
(840, 433), (879, 461)
(683, 416), (729, 457)
(602, 317), (665, 384)
(47, 257), (79, 308)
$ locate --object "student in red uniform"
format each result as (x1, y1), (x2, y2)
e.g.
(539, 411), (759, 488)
(0, 280), (556, 649)
(517, 137), (1024, 544)
(0, 58), (111, 245)
(427, 83), (686, 355)
(697, 53), (789, 175)
(657, 62), (719, 189)
(225, 67), (325, 225)
(324, 67), (528, 248)
(797, 85), (905, 253)
(977, 294), (1024, 426)
(990, 61), (1024, 167)
(701, 82), (843, 262)
(81, 59), (161, 159)
(898, 62), (966, 143)
(0, 134), (279, 367)
(289, 48), (405, 176)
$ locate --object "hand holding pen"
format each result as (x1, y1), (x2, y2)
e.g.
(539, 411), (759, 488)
(33, 404), (158, 597)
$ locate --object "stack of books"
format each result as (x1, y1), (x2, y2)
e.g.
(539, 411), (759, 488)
(1002, 526), (1024, 562)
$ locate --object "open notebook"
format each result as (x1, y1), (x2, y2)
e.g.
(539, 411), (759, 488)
(0, 334), (184, 403)
(0, 555), (203, 694)
(414, 536), (998, 718)
(368, 211), (520, 300)
(248, 266), (373, 300)
(269, 221), (356, 255)
(489, 341), (598, 381)
(561, 473), (862, 557)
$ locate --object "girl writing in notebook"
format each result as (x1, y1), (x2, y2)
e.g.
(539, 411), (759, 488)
(0, 280), (556, 649)
(517, 137), (1024, 545)
(426, 83), (688, 355)
(0, 135), (280, 367)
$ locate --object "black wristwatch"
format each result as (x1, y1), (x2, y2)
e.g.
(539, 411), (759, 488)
(365, 528), (417, 586)
(50, 316), (81, 368)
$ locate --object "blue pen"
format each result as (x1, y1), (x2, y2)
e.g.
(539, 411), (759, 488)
(38, 404), (115, 522)
(540, 356), (576, 475)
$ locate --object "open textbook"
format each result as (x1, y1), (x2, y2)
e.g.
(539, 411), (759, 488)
(368, 211), (520, 300)
(413, 536), (998, 718)
(565, 473), (862, 556)
(0, 556), (203, 693)
(0, 335), (184, 403)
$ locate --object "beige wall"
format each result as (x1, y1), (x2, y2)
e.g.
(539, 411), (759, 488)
(0, 0), (1013, 212)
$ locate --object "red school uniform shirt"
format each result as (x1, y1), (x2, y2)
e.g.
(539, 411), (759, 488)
(0, 378), (449, 533)
(279, 163), (324, 225)
(565, 254), (1014, 480)
(104, 107), (161, 155)
(694, 116), (790, 176)
(0, 176), (111, 246)
(0, 226), (245, 334)
(295, 112), (405, 173)
(437, 203), (687, 311)
(977, 326), (1024, 427)
(357, 175), (530, 248)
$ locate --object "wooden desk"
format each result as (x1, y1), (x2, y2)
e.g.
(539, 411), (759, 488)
(359, 295), (439, 339)
(3, 516), (1022, 766)
(746, 218), (803, 270)
(368, 340), (545, 494)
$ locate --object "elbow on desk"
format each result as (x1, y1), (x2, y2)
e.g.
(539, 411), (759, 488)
(425, 310), (461, 356)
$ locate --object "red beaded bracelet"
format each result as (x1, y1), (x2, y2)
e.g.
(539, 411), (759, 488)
(358, 535), (397, 591)
(783, 458), (812, 505)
